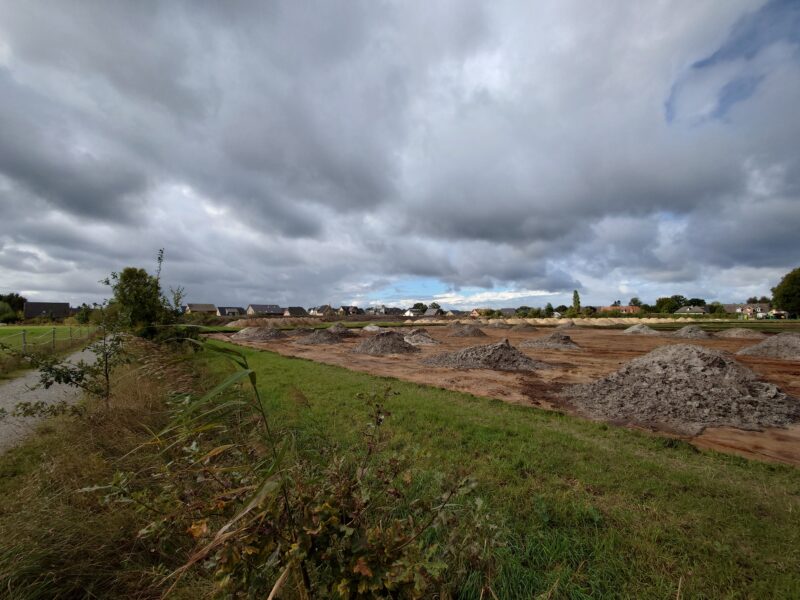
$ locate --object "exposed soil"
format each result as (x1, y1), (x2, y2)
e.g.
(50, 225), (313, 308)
(353, 331), (420, 356)
(737, 332), (800, 360)
(422, 339), (550, 372)
(449, 324), (487, 338)
(231, 327), (287, 341)
(623, 324), (661, 336)
(563, 344), (799, 436)
(673, 325), (712, 339)
(487, 322), (512, 329)
(511, 323), (537, 332)
(403, 328), (439, 346)
(520, 331), (581, 351)
(556, 320), (576, 329)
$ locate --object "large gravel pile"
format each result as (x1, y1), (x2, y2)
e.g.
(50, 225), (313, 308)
(231, 327), (287, 341)
(422, 339), (549, 372)
(563, 344), (799, 435)
(404, 328), (439, 346)
(736, 332), (800, 360)
(449, 324), (488, 338)
(520, 331), (581, 351)
(328, 323), (356, 337)
(716, 328), (767, 339)
(511, 323), (536, 332)
(297, 329), (349, 345)
(353, 331), (420, 356)
(673, 325), (712, 339)
(623, 324), (661, 336)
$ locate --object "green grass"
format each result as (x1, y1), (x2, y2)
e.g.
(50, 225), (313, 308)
(204, 340), (800, 598)
(0, 325), (95, 351)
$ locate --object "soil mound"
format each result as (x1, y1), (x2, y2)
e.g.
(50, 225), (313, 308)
(449, 324), (487, 338)
(520, 331), (581, 350)
(231, 327), (287, 341)
(563, 344), (799, 435)
(716, 328), (767, 339)
(404, 328), (439, 346)
(297, 329), (348, 345)
(363, 324), (382, 332)
(511, 323), (536, 332)
(353, 331), (420, 356)
(556, 320), (576, 329)
(487, 322), (512, 329)
(623, 324), (661, 336)
(422, 339), (549, 372)
(736, 332), (800, 360)
(673, 325), (712, 339)
(328, 323), (356, 337)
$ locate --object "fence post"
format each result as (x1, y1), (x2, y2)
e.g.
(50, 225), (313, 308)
(21, 330), (26, 353)
(69, 326), (72, 341)
(52, 327), (56, 351)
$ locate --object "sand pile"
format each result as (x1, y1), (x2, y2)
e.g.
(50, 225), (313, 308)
(353, 331), (420, 356)
(623, 324), (661, 336)
(422, 339), (549, 372)
(362, 324), (382, 332)
(673, 325), (712, 339)
(297, 329), (349, 345)
(564, 344), (799, 435)
(231, 327), (287, 341)
(520, 331), (581, 350)
(449, 324), (487, 338)
(511, 323), (536, 332)
(403, 328), (439, 346)
(716, 328), (767, 339)
(736, 332), (800, 360)
(556, 320), (576, 329)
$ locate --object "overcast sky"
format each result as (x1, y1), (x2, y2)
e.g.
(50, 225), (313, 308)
(0, 0), (798, 309)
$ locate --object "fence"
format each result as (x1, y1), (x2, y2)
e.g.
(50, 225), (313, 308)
(0, 327), (99, 374)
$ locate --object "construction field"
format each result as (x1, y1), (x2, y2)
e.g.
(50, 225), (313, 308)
(217, 323), (800, 466)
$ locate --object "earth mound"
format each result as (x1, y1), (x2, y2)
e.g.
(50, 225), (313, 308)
(328, 323), (356, 337)
(511, 323), (536, 332)
(673, 325), (712, 339)
(716, 328), (766, 339)
(556, 320), (576, 329)
(449, 324), (487, 338)
(422, 339), (549, 372)
(487, 322), (512, 329)
(231, 327), (287, 341)
(363, 324), (382, 332)
(520, 331), (581, 350)
(736, 332), (800, 360)
(623, 324), (661, 336)
(563, 344), (799, 435)
(404, 328), (439, 346)
(353, 331), (420, 356)
(297, 329), (349, 345)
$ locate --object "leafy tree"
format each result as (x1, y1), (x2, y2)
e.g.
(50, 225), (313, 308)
(516, 306), (531, 315)
(412, 302), (428, 312)
(746, 296), (758, 304)
(612, 300), (621, 307)
(429, 302), (441, 310)
(772, 267), (800, 314)
(572, 290), (581, 312)
(0, 292), (26, 313)
(75, 303), (92, 324)
(709, 301), (727, 315)
(544, 303), (554, 317)
(555, 305), (568, 313)
(629, 297), (642, 307)
(686, 298), (706, 306)
(655, 296), (684, 314)
(0, 301), (16, 323)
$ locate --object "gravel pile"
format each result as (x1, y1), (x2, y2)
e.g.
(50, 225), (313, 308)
(403, 328), (439, 346)
(672, 325), (712, 339)
(556, 320), (576, 329)
(736, 332), (800, 360)
(363, 324), (382, 332)
(422, 339), (550, 372)
(328, 323), (356, 337)
(520, 331), (581, 351)
(231, 327), (287, 341)
(563, 344), (799, 435)
(353, 331), (420, 356)
(716, 328), (767, 339)
(297, 329), (349, 345)
(511, 323), (536, 332)
(487, 322), (512, 329)
(449, 324), (488, 338)
(623, 324), (661, 336)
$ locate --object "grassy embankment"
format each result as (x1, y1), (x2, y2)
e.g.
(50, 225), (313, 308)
(0, 338), (797, 597)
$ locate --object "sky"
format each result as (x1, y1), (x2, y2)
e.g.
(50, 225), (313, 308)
(0, 0), (798, 310)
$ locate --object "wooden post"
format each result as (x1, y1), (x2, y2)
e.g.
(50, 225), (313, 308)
(69, 326), (72, 341)
(52, 327), (56, 351)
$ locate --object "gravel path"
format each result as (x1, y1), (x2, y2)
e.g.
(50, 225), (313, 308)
(0, 348), (94, 453)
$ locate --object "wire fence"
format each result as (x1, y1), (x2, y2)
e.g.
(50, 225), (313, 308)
(0, 327), (100, 374)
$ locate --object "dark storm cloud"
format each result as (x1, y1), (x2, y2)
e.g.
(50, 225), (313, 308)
(0, 0), (798, 307)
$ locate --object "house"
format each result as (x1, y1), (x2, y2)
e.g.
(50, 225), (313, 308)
(470, 308), (491, 318)
(445, 309), (467, 317)
(247, 304), (284, 317)
(384, 307), (404, 316)
(741, 303), (770, 319)
(338, 306), (362, 316)
(216, 306), (245, 317)
(309, 305), (334, 317)
(674, 306), (708, 315)
(499, 308), (516, 317)
(551, 311), (562, 319)
(185, 303), (217, 315)
(403, 308), (423, 317)
(423, 307), (444, 317)
(597, 305), (642, 314)
(769, 309), (789, 319)
(283, 306), (309, 317)
(23, 301), (70, 320)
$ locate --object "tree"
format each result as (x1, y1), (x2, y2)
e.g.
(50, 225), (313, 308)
(686, 298), (706, 307)
(0, 301), (16, 323)
(572, 290), (581, 312)
(629, 297), (642, 307)
(772, 267), (800, 314)
(612, 299), (621, 307)
(708, 301), (727, 315)
(0, 292), (26, 313)
(75, 303), (92, 324)
(746, 296), (758, 304)
(555, 305), (568, 313)
(429, 302), (440, 310)
(654, 296), (685, 314)
(516, 306), (531, 315)
(544, 303), (554, 317)
(412, 302), (428, 313)
(758, 296), (771, 305)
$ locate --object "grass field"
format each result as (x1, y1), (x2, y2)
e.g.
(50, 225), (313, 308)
(202, 340), (800, 598)
(0, 325), (95, 352)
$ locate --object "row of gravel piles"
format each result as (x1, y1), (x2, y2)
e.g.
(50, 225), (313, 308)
(563, 344), (800, 435)
(231, 327), (287, 341)
(520, 331), (581, 350)
(672, 325), (712, 339)
(422, 339), (549, 372)
(737, 332), (800, 360)
(403, 328), (439, 346)
(353, 331), (420, 356)
(623, 324), (661, 336)
(449, 323), (488, 338)
(716, 328), (766, 339)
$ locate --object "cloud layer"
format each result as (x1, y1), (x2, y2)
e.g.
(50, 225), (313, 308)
(0, 0), (798, 308)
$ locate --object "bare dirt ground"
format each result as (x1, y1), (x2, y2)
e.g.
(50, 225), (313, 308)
(215, 327), (800, 466)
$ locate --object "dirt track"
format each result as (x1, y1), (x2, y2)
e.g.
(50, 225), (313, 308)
(215, 327), (800, 466)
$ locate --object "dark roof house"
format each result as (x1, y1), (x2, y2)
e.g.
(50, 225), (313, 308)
(675, 306), (708, 315)
(424, 307), (444, 317)
(284, 306), (309, 317)
(216, 306), (245, 317)
(247, 304), (284, 316)
(23, 302), (70, 320)
(186, 303), (217, 314)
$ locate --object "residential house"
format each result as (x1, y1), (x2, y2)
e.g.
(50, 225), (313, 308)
(403, 308), (423, 317)
(769, 309), (789, 319)
(308, 305), (334, 317)
(674, 306), (708, 315)
(445, 309), (467, 317)
(23, 301), (70, 320)
(742, 303), (771, 319)
(384, 307), (404, 316)
(284, 306), (309, 317)
(423, 307), (444, 317)
(470, 308), (491, 318)
(597, 305), (642, 314)
(185, 303), (217, 315)
(338, 306), (363, 316)
(216, 306), (245, 317)
(247, 304), (284, 317)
